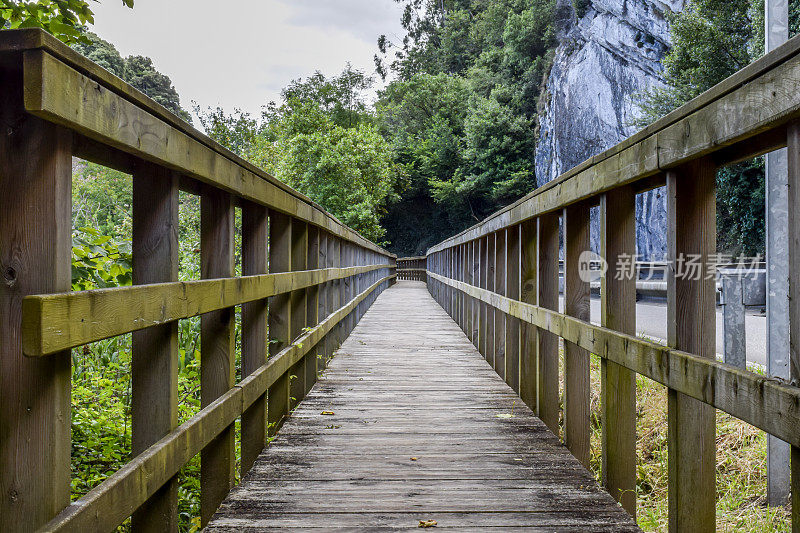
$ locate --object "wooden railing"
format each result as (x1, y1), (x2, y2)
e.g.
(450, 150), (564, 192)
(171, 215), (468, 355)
(397, 256), (427, 281)
(0, 29), (396, 532)
(425, 32), (800, 532)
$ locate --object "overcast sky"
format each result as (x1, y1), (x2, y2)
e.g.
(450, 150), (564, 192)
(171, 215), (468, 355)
(90, 0), (406, 121)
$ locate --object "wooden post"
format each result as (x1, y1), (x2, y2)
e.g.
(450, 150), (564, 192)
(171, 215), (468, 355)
(268, 212), (291, 437)
(132, 163), (180, 532)
(666, 160), (717, 532)
(0, 71), (72, 531)
(564, 203), (591, 469)
(471, 240), (480, 346)
(600, 186), (637, 516)
(495, 231), (507, 379)
(305, 225), (319, 391)
(506, 226), (521, 393)
(464, 241), (475, 342)
(334, 237), (344, 350)
(343, 242), (352, 334)
(538, 213), (559, 435)
(520, 219), (538, 412)
(326, 234), (337, 362)
(461, 245), (465, 322)
(289, 220), (308, 409)
(786, 121), (800, 533)
(200, 186), (235, 526)
(486, 234), (496, 366)
(317, 231), (328, 374)
(240, 201), (268, 476)
(478, 240), (486, 355)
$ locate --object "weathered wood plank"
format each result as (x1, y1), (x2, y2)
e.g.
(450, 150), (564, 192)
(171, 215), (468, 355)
(0, 67), (72, 531)
(599, 187), (637, 516)
(564, 202), (590, 469)
(207, 283), (638, 531)
(520, 219), (538, 412)
(538, 214), (560, 435)
(240, 201), (268, 476)
(506, 226), (521, 393)
(22, 263), (386, 356)
(486, 234), (496, 365)
(306, 225), (320, 390)
(131, 162), (179, 531)
(200, 186), (235, 526)
(268, 212), (292, 437)
(289, 220), (308, 408)
(495, 230), (507, 379)
(666, 161), (716, 533)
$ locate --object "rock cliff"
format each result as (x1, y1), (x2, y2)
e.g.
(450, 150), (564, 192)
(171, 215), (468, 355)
(535, 0), (684, 259)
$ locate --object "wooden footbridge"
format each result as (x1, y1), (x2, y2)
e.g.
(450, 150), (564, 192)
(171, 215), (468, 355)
(2, 28), (800, 532)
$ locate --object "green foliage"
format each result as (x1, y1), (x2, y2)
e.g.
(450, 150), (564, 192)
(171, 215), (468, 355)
(0, 0), (132, 44)
(71, 32), (191, 121)
(72, 227), (132, 290)
(717, 159), (766, 256)
(375, 0), (556, 254)
(196, 67), (398, 244)
(281, 122), (397, 242)
(635, 0), (761, 127)
(632, 0), (800, 255)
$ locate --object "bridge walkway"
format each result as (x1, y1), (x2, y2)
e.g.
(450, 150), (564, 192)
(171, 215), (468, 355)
(206, 281), (639, 531)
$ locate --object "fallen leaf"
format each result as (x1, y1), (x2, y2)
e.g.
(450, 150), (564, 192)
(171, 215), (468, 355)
(410, 457), (418, 461)
(513, 458), (523, 462)
(418, 519), (437, 528)
(496, 413), (514, 419)
(321, 411), (335, 416)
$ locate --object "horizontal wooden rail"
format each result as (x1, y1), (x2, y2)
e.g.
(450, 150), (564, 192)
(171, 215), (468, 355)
(22, 264), (387, 356)
(428, 272), (800, 447)
(38, 273), (394, 532)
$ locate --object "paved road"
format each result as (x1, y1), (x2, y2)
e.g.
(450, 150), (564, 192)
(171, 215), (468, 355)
(561, 296), (768, 368)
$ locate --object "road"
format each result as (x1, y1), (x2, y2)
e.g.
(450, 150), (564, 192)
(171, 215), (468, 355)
(559, 296), (768, 368)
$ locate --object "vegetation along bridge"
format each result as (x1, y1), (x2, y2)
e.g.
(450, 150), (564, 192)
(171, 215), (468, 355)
(2, 27), (800, 532)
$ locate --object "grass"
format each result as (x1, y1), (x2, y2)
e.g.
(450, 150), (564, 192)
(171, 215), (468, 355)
(563, 350), (792, 532)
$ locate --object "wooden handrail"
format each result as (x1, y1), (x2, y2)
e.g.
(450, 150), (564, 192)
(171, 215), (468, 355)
(424, 30), (800, 533)
(396, 257), (427, 281)
(23, 264), (388, 356)
(0, 28), (397, 532)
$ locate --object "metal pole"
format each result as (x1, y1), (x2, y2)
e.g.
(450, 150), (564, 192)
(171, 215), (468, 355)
(766, 0), (790, 507)
(721, 273), (747, 369)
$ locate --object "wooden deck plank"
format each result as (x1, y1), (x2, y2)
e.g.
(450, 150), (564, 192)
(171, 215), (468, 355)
(206, 282), (638, 531)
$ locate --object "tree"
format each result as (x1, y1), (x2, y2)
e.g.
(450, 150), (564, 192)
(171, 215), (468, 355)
(635, 0), (800, 255)
(375, 0), (556, 254)
(124, 55), (190, 121)
(1, 0), (133, 44)
(196, 68), (399, 244)
(72, 32), (191, 121)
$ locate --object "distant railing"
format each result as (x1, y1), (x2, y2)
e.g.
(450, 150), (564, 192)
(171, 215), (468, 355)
(397, 256), (427, 281)
(425, 32), (800, 532)
(0, 29), (396, 532)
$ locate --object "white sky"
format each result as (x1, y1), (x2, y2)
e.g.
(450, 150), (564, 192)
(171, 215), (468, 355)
(90, 0), (406, 122)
